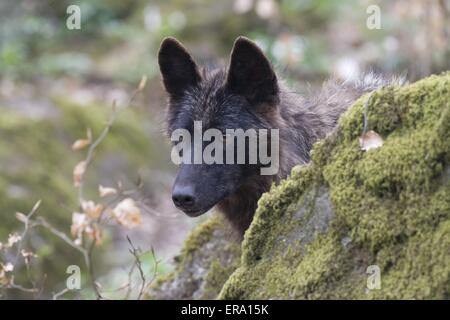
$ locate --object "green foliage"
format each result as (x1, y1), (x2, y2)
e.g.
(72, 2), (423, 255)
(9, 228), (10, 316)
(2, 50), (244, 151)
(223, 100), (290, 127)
(3, 0), (448, 82)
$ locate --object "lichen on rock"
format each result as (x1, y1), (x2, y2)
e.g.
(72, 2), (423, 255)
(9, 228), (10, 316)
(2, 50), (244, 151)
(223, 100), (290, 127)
(152, 73), (450, 300)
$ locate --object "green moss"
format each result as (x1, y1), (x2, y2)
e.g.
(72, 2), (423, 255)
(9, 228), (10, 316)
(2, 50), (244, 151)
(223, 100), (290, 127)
(150, 216), (222, 293)
(182, 215), (224, 258)
(202, 248), (241, 299)
(220, 72), (450, 299)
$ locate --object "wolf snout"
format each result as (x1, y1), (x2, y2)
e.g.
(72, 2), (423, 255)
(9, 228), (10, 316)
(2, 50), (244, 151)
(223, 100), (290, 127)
(172, 185), (198, 213)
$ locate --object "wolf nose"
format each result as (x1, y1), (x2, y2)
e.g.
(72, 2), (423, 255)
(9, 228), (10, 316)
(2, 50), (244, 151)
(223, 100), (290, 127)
(172, 185), (196, 209)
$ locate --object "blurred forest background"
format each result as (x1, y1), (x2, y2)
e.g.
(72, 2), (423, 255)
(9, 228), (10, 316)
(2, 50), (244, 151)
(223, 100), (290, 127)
(0, 0), (449, 299)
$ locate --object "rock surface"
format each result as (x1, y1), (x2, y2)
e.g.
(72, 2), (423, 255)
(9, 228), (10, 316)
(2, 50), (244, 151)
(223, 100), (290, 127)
(149, 73), (450, 299)
(149, 215), (241, 299)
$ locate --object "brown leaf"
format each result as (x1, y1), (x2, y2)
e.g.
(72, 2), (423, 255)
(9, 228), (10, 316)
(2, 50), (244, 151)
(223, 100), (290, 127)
(3, 262), (14, 272)
(71, 128), (92, 151)
(85, 224), (103, 245)
(112, 198), (142, 229)
(359, 130), (384, 151)
(21, 249), (37, 259)
(71, 139), (90, 151)
(7, 233), (21, 247)
(99, 185), (118, 197)
(81, 200), (104, 219)
(73, 161), (87, 187)
(138, 75), (147, 91)
(21, 250), (37, 264)
(15, 212), (28, 224)
(71, 212), (88, 237)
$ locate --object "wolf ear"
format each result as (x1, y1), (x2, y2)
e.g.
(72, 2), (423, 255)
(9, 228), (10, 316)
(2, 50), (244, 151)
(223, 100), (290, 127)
(226, 37), (279, 105)
(158, 37), (202, 98)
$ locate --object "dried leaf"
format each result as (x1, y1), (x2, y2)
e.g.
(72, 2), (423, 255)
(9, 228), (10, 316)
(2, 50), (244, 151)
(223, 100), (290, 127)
(21, 249), (37, 259)
(73, 161), (87, 187)
(112, 198), (142, 229)
(81, 200), (104, 219)
(15, 212), (28, 224)
(359, 130), (383, 151)
(99, 185), (118, 197)
(138, 75), (147, 91)
(21, 250), (37, 264)
(72, 128), (92, 151)
(7, 233), (21, 247)
(85, 224), (103, 245)
(31, 200), (41, 214)
(71, 139), (91, 151)
(3, 262), (14, 272)
(71, 212), (88, 237)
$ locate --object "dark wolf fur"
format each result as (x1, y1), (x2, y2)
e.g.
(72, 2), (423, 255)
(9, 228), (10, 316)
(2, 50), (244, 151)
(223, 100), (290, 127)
(158, 36), (401, 236)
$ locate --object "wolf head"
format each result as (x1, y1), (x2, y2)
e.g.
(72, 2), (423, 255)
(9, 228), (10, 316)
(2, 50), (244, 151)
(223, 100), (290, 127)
(158, 37), (280, 218)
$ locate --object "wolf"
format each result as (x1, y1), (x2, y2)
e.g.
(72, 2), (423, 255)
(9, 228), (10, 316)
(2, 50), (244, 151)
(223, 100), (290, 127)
(158, 36), (400, 236)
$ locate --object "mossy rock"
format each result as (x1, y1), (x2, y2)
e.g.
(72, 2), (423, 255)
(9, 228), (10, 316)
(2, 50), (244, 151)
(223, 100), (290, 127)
(148, 214), (241, 299)
(153, 73), (450, 299)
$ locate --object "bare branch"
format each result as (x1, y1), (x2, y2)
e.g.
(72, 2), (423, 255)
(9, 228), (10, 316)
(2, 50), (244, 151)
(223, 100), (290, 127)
(126, 236), (146, 300)
(52, 287), (70, 300)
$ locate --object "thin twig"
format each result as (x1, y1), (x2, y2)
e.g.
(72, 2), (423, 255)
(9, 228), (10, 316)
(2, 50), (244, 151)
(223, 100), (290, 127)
(6, 282), (39, 293)
(13, 200), (41, 268)
(126, 236), (146, 300)
(144, 247), (160, 293)
(78, 86), (143, 204)
(33, 217), (87, 256)
(1, 200), (43, 296)
(73, 79), (146, 299)
(32, 217), (104, 299)
(52, 287), (70, 300)
(86, 236), (103, 299)
(1, 77), (150, 300)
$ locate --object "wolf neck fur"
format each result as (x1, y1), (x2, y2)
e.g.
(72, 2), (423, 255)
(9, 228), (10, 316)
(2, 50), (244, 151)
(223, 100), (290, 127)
(219, 79), (372, 235)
